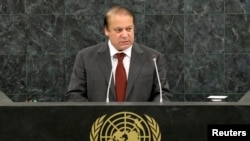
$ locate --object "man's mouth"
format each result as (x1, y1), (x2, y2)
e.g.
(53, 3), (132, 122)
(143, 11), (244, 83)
(120, 41), (129, 44)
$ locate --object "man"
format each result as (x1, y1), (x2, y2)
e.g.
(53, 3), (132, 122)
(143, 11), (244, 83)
(65, 5), (172, 102)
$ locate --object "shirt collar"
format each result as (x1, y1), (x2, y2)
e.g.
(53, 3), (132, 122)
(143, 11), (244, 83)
(108, 40), (132, 58)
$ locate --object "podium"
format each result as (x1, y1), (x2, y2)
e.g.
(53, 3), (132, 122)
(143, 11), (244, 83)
(0, 102), (250, 141)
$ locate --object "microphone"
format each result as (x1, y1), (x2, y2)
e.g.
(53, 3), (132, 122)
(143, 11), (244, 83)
(106, 69), (113, 103)
(106, 57), (117, 103)
(152, 54), (163, 103)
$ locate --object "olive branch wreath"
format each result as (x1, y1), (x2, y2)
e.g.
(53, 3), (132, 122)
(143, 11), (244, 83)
(90, 115), (106, 141)
(145, 114), (161, 141)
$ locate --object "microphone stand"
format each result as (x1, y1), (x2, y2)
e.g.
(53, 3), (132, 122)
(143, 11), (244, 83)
(153, 56), (163, 103)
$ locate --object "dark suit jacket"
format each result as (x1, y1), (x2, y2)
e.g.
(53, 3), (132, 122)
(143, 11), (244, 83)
(65, 42), (172, 102)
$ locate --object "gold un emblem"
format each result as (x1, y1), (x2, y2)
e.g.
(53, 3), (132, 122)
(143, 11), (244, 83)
(90, 111), (161, 141)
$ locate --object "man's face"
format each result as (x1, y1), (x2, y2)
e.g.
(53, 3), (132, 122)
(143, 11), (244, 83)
(104, 14), (134, 51)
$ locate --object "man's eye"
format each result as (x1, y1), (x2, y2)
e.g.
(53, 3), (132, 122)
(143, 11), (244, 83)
(126, 27), (132, 32)
(115, 28), (123, 33)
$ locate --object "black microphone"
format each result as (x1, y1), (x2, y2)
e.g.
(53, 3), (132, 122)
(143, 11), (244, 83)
(152, 54), (163, 102)
(106, 57), (117, 102)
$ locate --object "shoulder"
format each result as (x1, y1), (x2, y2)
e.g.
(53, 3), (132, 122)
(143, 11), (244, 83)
(133, 42), (162, 56)
(78, 42), (107, 54)
(76, 42), (107, 58)
(74, 42), (108, 61)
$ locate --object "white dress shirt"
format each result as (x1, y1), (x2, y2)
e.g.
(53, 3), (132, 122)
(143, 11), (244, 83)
(108, 40), (132, 82)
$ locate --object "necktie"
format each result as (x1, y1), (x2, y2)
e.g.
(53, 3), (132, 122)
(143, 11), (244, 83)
(115, 53), (127, 102)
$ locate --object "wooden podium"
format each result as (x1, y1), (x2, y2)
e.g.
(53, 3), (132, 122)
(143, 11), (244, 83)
(0, 102), (250, 141)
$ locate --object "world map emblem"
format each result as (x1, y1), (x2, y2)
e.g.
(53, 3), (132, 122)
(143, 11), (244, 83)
(90, 111), (161, 141)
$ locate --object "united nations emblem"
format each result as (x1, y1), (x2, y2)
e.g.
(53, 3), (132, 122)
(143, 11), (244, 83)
(90, 111), (161, 141)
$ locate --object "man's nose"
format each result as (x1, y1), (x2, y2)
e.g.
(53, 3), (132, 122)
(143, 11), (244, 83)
(121, 30), (129, 38)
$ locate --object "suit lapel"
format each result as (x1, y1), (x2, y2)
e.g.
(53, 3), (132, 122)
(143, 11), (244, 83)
(125, 44), (145, 100)
(95, 42), (146, 101)
(96, 43), (116, 100)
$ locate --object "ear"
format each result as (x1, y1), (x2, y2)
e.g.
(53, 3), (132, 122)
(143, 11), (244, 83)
(104, 27), (109, 36)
